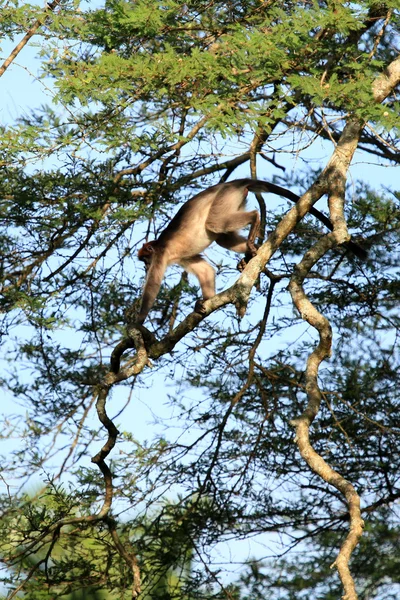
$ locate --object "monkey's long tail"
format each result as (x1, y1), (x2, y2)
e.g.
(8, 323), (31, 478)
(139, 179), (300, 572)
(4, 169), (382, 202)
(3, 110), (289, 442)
(247, 180), (368, 260)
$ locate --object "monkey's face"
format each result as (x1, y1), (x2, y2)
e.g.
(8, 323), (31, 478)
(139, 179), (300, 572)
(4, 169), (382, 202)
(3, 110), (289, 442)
(138, 242), (155, 270)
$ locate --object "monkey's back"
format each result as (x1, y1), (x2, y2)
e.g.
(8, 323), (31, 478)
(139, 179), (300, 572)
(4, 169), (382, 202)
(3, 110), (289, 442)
(156, 180), (252, 262)
(157, 186), (221, 260)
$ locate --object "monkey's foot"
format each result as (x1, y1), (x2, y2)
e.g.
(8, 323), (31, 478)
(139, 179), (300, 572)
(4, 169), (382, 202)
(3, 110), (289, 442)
(238, 244), (259, 271)
(194, 299), (207, 315)
(237, 258), (247, 272)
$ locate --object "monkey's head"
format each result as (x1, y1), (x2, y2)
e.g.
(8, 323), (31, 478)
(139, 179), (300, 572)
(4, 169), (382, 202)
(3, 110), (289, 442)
(138, 241), (156, 270)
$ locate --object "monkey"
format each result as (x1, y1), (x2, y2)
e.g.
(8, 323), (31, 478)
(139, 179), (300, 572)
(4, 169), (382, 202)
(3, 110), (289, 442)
(136, 178), (367, 324)
(137, 179), (264, 324)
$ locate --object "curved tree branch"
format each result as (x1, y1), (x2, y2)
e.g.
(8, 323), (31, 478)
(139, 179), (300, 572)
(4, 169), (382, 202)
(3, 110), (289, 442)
(288, 232), (364, 600)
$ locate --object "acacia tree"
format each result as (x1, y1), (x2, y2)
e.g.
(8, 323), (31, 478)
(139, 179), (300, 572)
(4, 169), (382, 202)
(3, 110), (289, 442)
(0, 1), (399, 599)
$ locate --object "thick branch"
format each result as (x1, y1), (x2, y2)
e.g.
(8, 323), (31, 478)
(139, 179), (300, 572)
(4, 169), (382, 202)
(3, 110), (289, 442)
(372, 54), (400, 103)
(285, 126), (364, 598)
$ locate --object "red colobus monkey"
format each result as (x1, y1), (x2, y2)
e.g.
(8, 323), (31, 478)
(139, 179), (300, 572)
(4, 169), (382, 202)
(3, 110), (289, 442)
(136, 178), (366, 323)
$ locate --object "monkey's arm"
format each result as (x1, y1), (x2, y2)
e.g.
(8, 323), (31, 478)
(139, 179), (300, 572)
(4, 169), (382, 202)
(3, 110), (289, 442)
(179, 255), (216, 315)
(137, 256), (168, 324)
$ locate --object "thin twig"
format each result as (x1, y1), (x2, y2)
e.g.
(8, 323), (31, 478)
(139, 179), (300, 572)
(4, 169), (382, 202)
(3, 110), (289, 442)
(0, 1), (62, 78)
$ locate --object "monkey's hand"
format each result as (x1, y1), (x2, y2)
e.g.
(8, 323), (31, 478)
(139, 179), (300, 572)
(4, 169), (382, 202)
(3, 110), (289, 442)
(194, 299), (207, 315)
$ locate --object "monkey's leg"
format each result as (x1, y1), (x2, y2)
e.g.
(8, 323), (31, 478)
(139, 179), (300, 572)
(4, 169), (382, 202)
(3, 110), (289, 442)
(180, 255), (216, 315)
(244, 210), (261, 255)
(215, 232), (248, 253)
(216, 229), (260, 272)
(208, 210), (260, 256)
(207, 209), (259, 234)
